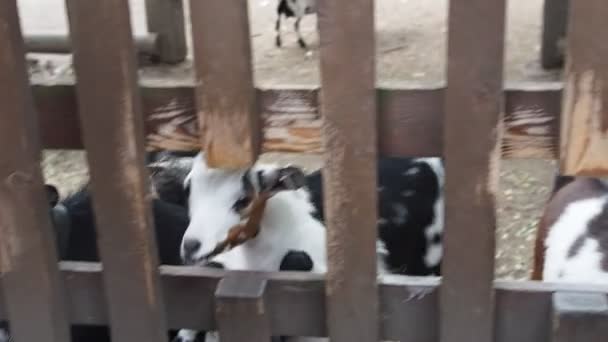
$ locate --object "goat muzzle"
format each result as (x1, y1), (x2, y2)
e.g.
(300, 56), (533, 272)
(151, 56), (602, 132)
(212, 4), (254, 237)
(202, 192), (273, 260)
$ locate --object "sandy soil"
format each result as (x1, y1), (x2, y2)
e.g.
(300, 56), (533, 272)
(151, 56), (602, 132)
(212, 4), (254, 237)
(24, 0), (561, 280)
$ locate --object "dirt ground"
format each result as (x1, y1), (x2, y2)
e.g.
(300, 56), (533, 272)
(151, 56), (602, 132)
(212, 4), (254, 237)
(26, 0), (561, 280)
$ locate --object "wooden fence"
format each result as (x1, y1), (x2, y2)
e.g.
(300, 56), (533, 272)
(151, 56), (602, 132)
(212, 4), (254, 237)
(1, 0), (608, 342)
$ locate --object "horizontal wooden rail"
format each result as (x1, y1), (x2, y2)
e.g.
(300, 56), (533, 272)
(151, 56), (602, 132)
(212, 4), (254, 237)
(32, 81), (561, 158)
(24, 34), (158, 55)
(1, 263), (607, 342)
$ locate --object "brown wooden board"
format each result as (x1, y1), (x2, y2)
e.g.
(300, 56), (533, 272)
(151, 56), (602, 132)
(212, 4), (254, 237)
(143, 0), (186, 63)
(495, 281), (554, 342)
(380, 275), (440, 342)
(440, 0), (506, 341)
(65, 1), (167, 341)
(24, 33), (159, 55)
(317, 0), (379, 341)
(0, 1), (70, 341)
(559, 0), (608, 176)
(215, 272), (272, 342)
(552, 292), (608, 342)
(2, 264), (608, 339)
(189, 0), (259, 168)
(32, 81), (562, 158)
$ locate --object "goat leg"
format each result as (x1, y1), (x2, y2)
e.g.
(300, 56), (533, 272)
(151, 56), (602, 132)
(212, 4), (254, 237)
(295, 17), (307, 50)
(275, 14), (282, 47)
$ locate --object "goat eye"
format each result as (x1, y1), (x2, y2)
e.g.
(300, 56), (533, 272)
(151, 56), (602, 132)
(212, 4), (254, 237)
(233, 195), (252, 211)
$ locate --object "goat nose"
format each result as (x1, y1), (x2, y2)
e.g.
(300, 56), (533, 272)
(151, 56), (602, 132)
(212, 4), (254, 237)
(183, 239), (201, 256)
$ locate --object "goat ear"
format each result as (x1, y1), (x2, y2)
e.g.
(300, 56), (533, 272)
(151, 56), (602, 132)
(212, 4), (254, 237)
(45, 184), (60, 207)
(263, 166), (306, 193)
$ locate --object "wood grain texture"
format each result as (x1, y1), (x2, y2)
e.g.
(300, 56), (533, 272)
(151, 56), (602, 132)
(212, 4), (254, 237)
(552, 292), (608, 342)
(189, 0), (259, 168)
(215, 272), (271, 342)
(380, 275), (440, 342)
(31, 81), (563, 158)
(440, 0), (506, 341)
(65, 1), (167, 341)
(2, 263), (608, 339)
(317, 0), (379, 341)
(144, 0), (186, 63)
(560, 0), (608, 176)
(0, 2), (70, 341)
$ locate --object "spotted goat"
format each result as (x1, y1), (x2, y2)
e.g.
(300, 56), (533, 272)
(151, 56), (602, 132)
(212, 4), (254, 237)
(175, 153), (444, 342)
(532, 175), (608, 284)
(275, 0), (316, 52)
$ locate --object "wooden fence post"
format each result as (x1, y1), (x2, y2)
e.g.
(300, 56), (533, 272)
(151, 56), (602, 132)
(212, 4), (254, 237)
(215, 272), (272, 342)
(559, 0), (608, 176)
(189, 0), (259, 168)
(317, 0), (379, 341)
(552, 292), (608, 342)
(144, 0), (187, 63)
(65, 0), (168, 341)
(0, 1), (70, 341)
(441, 0), (506, 341)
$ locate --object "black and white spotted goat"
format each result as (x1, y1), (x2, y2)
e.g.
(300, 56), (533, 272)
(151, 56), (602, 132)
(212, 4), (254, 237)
(532, 176), (608, 284)
(1, 152), (314, 342)
(275, 0), (316, 52)
(175, 153), (444, 342)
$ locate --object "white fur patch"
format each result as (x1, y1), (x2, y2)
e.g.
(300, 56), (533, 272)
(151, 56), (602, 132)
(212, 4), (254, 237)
(544, 196), (608, 284)
(417, 157), (445, 268)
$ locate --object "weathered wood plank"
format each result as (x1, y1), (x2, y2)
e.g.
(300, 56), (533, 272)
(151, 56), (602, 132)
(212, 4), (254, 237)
(215, 272), (272, 342)
(65, 1), (167, 341)
(144, 0), (187, 63)
(317, 0), (379, 341)
(380, 275), (440, 342)
(552, 292), (608, 342)
(189, 0), (259, 168)
(495, 282), (553, 342)
(440, 0), (506, 341)
(560, 0), (608, 176)
(24, 33), (159, 55)
(3, 264), (608, 339)
(32, 82), (563, 158)
(0, 1), (70, 341)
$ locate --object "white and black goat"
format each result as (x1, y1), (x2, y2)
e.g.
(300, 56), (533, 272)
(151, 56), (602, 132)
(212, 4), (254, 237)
(275, 0), (316, 51)
(0, 152), (194, 342)
(175, 153), (444, 342)
(532, 176), (608, 284)
(1, 151), (314, 342)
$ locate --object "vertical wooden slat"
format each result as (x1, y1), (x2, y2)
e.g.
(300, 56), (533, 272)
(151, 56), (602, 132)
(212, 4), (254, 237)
(144, 0), (187, 63)
(552, 292), (608, 342)
(0, 1), (70, 342)
(65, 1), (167, 341)
(317, 0), (379, 341)
(215, 272), (271, 342)
(189, 0), (259, 168)
(559, 0), (608, 176)
(440, 0), (506, 341)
